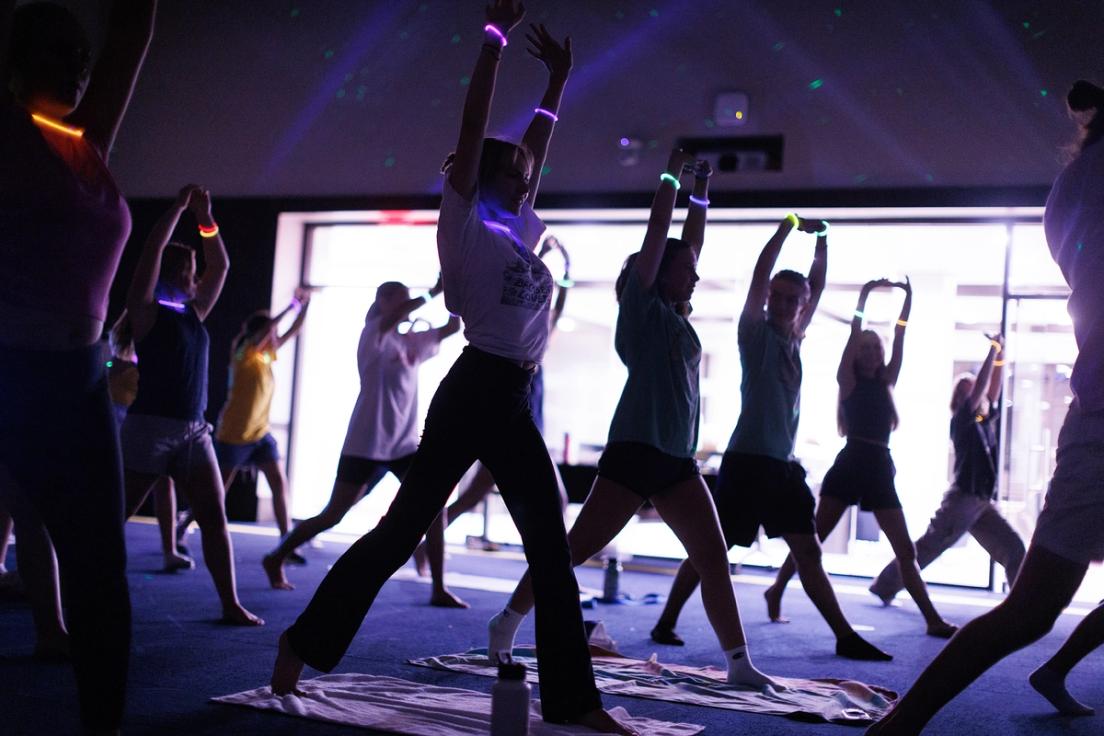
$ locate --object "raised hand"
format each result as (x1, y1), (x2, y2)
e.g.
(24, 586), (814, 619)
(174, 184), (201, 210)
(293, 286), (311, 306)
(485, 0), (525, 36)
(797, 217), (827, 234)
(895, 275), (913, 293)
(666, 149), (695, 177)
(693, 159), (713, 180)
(187, 187), (213, 222)
(526, 24), (572, 79)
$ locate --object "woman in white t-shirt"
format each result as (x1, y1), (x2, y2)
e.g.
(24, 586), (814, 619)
(272, 4), (634, 734)
(262, 280), (457, 591)
(866, 79), (1104, 735)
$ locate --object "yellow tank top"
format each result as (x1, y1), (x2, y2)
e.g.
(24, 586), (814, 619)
(215, 346), (276, 444)
(107, 360), (139, 407)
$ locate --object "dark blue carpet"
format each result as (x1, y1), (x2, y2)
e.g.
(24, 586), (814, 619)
(1, 521), (1100, 735)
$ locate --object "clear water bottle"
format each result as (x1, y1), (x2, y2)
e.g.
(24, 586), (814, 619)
(490, 661), (530, 736)
(601, 557), (622, 602)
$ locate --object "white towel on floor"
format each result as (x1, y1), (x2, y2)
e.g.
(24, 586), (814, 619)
(214, 673), (704, 735)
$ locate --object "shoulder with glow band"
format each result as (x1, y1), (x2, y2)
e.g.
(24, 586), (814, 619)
(689, 195), (710, 207)
(659, 172), (681, 190)
(198, 223), (220, 238)
(534, 107), (559, 122)
(483, 24), (508, 47)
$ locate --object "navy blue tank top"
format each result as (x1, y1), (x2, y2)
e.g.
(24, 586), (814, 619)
(129, 303), (209, 421)
(842, 376), (895, 445)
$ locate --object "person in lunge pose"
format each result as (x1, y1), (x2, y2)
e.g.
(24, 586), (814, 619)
(177, 289), (312, 559)
(651, 213), (893, 661)
(867, 335), (1024, 606)
(0, 2), (156, 731)
(764, 278), (957, 637)
(262, 280), (460, 603)
(121, 186), (262, 626)
(866, 79), (1104, 736)
(271, 5), (635, 732)
(488, 153), (780, 689)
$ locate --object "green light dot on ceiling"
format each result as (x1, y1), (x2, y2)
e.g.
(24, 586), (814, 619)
(459, 76), (470, 86)
(853, 174), (868, 183)
(649, 9), (659, 17)
(704, 118), (715, 128)
(290, 8), (300, 18)
(834, 8), (842, 17)
(772, 41), (785, 51)
(384, 156), (396, 168)
(541, 164), (551, 175)
(809, 79), (824, 90)
(399, 31), (409, 40)
(1022, 21), (1030, 29)
(647, 139), (659, 149)
(451, 33), (461, 44)
(418, 3), (428, 11)
(925, 173), (935, 182)
(1040, 89), (1048, 97)
(335, 89), (345, 98)
(324, 49), (334, 59)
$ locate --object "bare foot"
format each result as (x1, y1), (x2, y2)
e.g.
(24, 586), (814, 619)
(222, 603), (265, 626)
(926, 620), (957, 639)
(271, 630), (306, 696)
(868, 585), (894, 607)
(263, 554), (294, 591)
(430, 588), (469, 608)
(571, 707), (640, 735)
(163, 553), (195, 573)
(763, 585), (790, 623)
(412, 542), (430, 578)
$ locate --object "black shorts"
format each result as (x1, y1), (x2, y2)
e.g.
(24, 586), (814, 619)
(597, 441), (700, 500)
(335, 453), (416, 486)
(712, 451), (815, 548)
(819, 441), (901, 511)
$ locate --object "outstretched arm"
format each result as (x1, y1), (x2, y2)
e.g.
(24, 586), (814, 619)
(967, 335), (1003, 414)
(681, 160), (712, 257)
(797, 219), (829, 334)
(521, 24), (571, 205)
(189, 189), (229, 322)
(742, 214), (797, 321)
(987, 340), (1005, 406)
(838, 279), (886, 396)
(274, 287), (312, 350)
(447, 0), (525, 201)
(69, 0), (156, 161)
(379, 275), (444, 334)
(885, 276), (912, 385)
(126, 185), (195, 340)
(637, 149), (694, 290)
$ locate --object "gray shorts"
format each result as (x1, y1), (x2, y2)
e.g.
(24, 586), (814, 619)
(120, 414), (216, 477)
(1031, 405), (1104, 565)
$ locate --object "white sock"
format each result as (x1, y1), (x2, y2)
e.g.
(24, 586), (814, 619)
(725, 644), (782, 690)
(488, 607), (526, 663)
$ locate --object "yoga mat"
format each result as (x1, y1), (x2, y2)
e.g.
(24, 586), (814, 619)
(214, 673), (704, 735)
(409, 648), (896, 725)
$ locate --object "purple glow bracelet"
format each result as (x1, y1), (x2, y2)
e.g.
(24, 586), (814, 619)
(689, 195), (710, 207)
(534, 107), (559, 122)
(483, 24), (508, 47)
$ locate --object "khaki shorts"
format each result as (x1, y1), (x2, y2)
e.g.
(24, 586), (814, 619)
(120, 414), (216, 478)
(1031, 405), (1104, 565)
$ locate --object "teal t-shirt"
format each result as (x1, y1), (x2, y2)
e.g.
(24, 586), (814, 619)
(607, 265), (701, 458)
(726, 312), (802, 461)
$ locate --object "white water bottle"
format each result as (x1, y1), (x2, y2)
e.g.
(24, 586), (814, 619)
(490, 661), (531, 736)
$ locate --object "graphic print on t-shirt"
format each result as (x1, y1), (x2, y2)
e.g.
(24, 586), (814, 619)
(500, 256), (553, 311)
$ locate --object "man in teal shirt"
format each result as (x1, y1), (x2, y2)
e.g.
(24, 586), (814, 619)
(652, 215), (891, 661)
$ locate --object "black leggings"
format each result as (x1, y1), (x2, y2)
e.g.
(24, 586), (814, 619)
(286, 346), (601, 722)
(0, 344), (130, 730)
